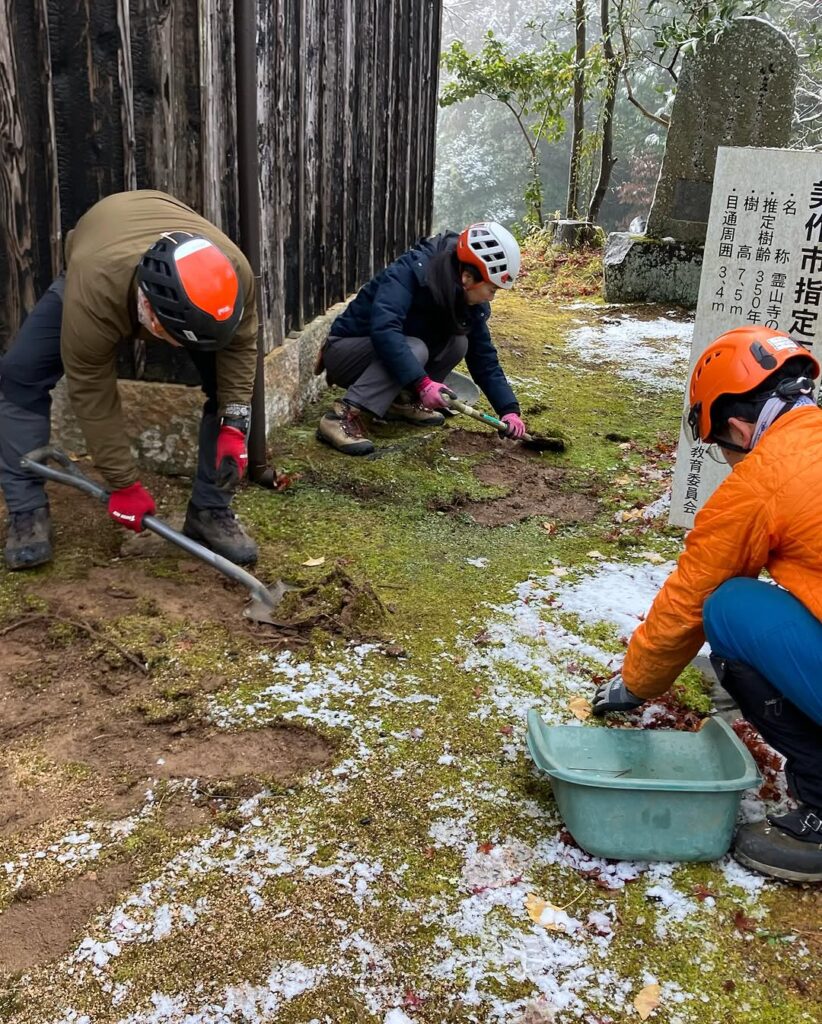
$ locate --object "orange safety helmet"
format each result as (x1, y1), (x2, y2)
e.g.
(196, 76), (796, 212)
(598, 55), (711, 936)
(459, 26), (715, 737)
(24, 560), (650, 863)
(687, 326), (820, 443)
(137, 231), (244, 351)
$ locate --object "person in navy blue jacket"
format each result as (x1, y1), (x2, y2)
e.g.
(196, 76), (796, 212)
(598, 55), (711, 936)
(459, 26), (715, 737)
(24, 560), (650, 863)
(315, 222), (527, 455)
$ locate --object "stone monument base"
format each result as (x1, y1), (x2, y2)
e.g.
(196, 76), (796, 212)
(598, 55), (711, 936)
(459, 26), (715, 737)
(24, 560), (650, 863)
(51, 300), (347, 476)
(603, 232), (703, 308)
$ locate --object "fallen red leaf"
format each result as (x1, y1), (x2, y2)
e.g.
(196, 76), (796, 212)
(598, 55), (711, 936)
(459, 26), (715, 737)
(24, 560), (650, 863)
(499, 724), (514, 736)
(478, 841), (495, 854)
(402, 990), (426, 1009)
(423, 846), (436, 860)
(692, 884), (716, 902)
(734, 909), (758, 933)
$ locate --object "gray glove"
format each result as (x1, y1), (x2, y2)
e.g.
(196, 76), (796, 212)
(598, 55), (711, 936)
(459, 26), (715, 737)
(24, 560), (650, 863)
(593, 675), (645, 715)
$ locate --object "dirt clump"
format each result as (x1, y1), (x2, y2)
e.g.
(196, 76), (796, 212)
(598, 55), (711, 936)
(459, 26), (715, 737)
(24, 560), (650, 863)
(439, 430), (598, 527)
(254, 563), (390, 641)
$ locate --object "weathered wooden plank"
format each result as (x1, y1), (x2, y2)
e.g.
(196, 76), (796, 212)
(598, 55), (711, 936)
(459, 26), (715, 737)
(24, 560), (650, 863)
(322, 0), (345, 307)
(48, 0), (124, 230)
(302, 0), (324, 323)
(394, 0), (411, 252)
(130, 0), (200, 210)
(0, 0), (59, 347)
(257, 0), (285, 350)
(353, 0), (376, 286)
(425, 0), (442, 233)
(372, 0), (392, 270)
(198, 0), (238, 237)
(342, 0), (357, 295)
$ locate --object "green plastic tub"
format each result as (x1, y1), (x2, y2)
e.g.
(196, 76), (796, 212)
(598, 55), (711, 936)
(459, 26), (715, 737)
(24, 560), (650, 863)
(526, 710), (761, 862)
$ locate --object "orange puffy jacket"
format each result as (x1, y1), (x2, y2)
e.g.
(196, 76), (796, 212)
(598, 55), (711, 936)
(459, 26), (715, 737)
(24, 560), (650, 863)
(623, 406), (822, 699)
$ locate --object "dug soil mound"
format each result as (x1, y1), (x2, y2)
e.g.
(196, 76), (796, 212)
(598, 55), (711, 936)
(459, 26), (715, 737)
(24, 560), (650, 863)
(439, 430), (598, 527)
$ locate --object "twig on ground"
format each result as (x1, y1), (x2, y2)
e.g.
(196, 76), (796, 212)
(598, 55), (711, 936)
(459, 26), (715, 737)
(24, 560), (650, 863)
(0, 612), (149, 674)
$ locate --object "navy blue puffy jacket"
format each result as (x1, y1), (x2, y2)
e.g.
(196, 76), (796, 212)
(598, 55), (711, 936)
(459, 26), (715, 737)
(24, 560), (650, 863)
(329, 233), (520, 416)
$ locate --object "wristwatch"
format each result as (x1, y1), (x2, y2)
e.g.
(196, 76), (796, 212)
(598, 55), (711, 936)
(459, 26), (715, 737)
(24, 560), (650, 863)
(221, 402), (251, 434)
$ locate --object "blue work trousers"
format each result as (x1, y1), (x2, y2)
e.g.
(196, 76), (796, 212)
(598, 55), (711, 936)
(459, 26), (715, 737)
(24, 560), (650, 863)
(704, 577), (822, 807)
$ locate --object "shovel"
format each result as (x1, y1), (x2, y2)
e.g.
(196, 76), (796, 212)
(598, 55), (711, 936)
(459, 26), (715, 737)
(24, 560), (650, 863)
(19, 447), (282, 625)
(442, 372), (566, 453)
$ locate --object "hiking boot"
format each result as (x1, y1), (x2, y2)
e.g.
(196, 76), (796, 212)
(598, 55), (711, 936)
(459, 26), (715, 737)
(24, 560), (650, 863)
(4, 507), (53, 570)
(733, 805), (822, 883)
(387, 394), (445, 426)
(317, 401), (374, 455)
(183, 503), (258, 566)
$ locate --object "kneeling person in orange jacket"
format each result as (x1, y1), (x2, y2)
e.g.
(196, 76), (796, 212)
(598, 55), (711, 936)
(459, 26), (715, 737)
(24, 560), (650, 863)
(0, 191), (258, 569)
(594, 326), (822, 884)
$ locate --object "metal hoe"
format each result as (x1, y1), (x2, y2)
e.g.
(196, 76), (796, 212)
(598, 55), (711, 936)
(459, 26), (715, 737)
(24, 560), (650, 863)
(440, 381), (566, 453)
(20, 447), (280, 624)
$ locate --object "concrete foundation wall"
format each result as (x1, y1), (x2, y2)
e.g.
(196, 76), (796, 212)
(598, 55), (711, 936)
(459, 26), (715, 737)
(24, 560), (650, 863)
(51, 301), (347, 476)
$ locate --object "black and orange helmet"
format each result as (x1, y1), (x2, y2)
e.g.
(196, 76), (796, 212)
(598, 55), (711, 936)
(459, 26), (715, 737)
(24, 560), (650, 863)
(687, 326), (819, 443)
(137, 232), (244, 351)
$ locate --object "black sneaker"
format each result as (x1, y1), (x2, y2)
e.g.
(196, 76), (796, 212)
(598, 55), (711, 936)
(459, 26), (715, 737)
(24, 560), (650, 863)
(733, 805), (822, 883)
(182, 504), (258, 566)
(4, 507), (53, 570)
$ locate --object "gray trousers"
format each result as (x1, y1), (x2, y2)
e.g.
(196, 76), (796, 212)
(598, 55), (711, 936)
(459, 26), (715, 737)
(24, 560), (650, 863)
(323, 334), (468, 417)
(0, 276), (230, 514)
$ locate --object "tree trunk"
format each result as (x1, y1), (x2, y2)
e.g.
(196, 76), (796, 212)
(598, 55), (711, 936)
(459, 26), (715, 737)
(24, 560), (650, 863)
(587, 0), (619, 224)
(565, 0), (586, 219)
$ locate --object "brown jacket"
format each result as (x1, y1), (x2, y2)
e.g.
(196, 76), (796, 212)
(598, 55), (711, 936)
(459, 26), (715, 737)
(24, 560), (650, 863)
(62, 190), (257, 490)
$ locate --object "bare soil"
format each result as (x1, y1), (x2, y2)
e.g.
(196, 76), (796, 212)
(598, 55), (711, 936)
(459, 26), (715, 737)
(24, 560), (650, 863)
(439, 430), (598, 527)
(0, 484), (335, 845)
(0, 861), (137, 975)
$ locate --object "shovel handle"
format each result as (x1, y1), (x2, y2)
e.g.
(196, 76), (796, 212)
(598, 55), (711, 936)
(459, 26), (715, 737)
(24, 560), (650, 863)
(446, 398), (537, 442)
(20, 446), (275, 610)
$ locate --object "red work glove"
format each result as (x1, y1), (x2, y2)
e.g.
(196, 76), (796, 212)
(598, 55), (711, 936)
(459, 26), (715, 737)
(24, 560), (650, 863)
(215, 425), (248, 490)
(500, 412), (526, 439)
(107, 481), (156, 533)
(416, 376), (457, 411)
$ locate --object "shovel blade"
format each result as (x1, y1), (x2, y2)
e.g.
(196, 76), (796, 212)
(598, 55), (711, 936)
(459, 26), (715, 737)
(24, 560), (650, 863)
(243, 579), (297, 625)
(522, 435), (567, 453)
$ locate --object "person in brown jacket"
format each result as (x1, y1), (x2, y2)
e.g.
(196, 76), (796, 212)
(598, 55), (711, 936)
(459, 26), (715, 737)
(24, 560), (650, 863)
(0, 190), (259, 568)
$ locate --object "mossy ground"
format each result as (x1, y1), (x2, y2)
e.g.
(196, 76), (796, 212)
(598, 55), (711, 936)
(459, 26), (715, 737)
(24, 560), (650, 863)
(0, 280), (819, 1024)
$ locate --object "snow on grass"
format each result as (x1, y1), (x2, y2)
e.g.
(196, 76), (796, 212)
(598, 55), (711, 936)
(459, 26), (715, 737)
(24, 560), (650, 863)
(567, 314), (693, 392)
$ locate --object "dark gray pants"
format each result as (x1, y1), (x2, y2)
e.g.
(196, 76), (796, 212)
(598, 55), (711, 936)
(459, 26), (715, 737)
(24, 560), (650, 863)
(0, 276), (230, 514)
(323, 334), (468, 417)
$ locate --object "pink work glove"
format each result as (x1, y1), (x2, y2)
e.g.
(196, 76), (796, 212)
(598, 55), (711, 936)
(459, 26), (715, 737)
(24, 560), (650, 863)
(500, 412), (526, 439)
(416, 376), (457, 411)
(108, 481), (156, 533)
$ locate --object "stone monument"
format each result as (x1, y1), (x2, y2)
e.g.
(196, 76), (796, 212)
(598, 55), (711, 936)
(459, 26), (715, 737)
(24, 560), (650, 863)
(670, 145), (822, 527)
(605, 18), (798, 308)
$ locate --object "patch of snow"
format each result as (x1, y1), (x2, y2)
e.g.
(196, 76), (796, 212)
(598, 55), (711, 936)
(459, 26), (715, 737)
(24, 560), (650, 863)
(567, 315), (693, 393)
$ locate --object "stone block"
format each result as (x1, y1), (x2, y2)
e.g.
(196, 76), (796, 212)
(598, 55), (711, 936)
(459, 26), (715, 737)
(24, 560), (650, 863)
(646, 18), (797, 244)
(603, 233), (703, 308)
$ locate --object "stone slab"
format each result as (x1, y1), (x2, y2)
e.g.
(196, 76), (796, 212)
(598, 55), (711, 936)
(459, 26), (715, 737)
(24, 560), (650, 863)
(670, 146), (822, 527)
(603, 233), (703, 308)
(647, 18), (798, 244)
(51, 299), (349, 477)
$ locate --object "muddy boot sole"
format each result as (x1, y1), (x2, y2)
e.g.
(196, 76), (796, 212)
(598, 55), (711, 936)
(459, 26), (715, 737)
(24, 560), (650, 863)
(733, 847), (822, 883)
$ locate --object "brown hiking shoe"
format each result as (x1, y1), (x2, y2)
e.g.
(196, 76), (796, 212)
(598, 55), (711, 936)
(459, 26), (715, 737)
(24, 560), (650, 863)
(317, 401), (374, 455)
(386, 394), (445, 426)
(4, 507), (53, 570)
(183, 504), (258, 566)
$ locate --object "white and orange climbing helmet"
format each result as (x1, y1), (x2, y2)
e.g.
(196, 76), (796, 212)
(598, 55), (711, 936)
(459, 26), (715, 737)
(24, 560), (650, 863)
(456, 221), (521, 289)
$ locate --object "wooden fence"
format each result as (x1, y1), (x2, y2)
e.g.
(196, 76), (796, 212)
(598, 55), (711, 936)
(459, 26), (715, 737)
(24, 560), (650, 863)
(0, 0), (442, 383)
